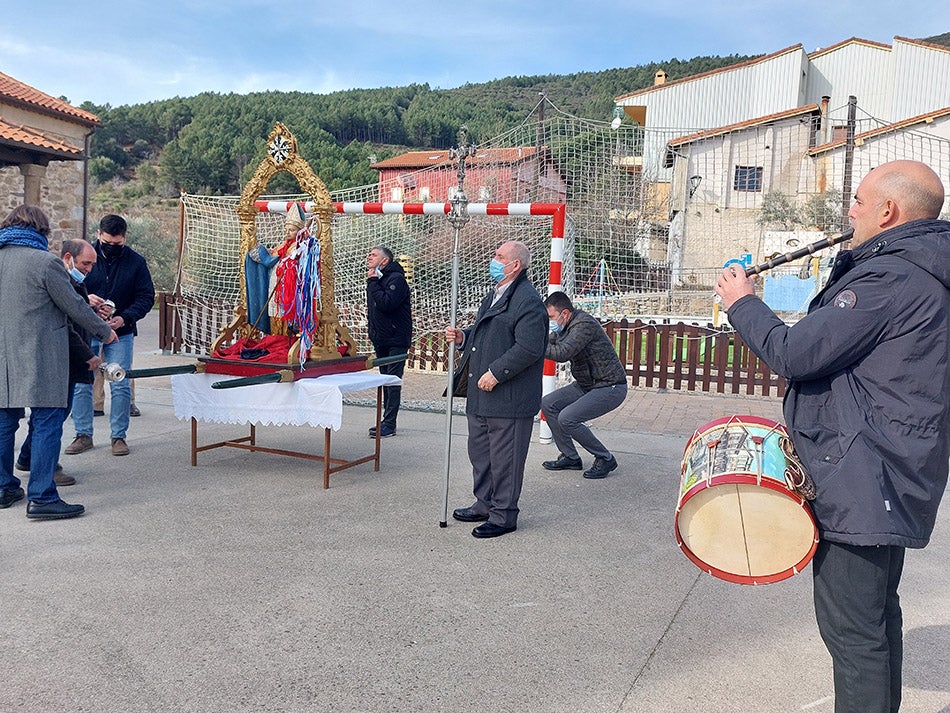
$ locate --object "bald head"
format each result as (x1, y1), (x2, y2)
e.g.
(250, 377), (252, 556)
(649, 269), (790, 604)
(848, 160), (946, 246)
(493, 240), (530, 286)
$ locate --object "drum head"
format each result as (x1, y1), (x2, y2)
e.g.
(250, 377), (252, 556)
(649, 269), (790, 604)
(677, 482), (817, 585)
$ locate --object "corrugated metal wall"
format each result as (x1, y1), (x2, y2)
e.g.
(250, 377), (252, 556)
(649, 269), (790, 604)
(892, 39), (950, 120)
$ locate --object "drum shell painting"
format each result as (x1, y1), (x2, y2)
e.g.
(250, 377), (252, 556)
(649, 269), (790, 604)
(675, 416), (819, 585)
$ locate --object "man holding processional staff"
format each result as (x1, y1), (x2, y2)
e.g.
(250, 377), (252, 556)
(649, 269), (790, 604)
(716, 160), (949, 713)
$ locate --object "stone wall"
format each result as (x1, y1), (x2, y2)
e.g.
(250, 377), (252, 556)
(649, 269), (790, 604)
(0, 160), (88, 249)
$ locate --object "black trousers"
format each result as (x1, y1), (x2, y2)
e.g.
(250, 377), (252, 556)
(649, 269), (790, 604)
(373, 344), (407, 430)
(812, 539), (906, 713)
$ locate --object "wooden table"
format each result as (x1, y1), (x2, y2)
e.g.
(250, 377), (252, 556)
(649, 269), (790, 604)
(171, 372), (401, 488)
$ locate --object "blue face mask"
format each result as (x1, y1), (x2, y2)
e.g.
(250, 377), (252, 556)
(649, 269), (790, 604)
(549, 320), (561, 334)
(69, 267), (86, 283)
(489, 259), (508, 283)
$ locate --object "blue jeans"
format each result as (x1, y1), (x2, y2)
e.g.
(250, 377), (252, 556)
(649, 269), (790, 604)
(72, 333), (134, 440)
(17, 380), (75, 468)
(1, 407), (66, 503)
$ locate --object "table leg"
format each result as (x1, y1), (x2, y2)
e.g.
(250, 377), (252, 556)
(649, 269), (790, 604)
(191, 417), (197, 466)
(323, 428), (331, 489)
(374, 385), (383, 471)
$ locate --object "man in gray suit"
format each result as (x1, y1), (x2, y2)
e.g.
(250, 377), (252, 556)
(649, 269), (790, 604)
(0, 206), (116, 520)
(445, 241), (548, 538)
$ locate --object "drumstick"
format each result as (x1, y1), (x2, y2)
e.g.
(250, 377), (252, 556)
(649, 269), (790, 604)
(745, 228), (854, 277)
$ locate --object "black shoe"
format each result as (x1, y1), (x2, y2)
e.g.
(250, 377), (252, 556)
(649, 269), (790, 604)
(93, 410), (105, 417)
(542, 454), (583, 471)
(368, 425), (396, 438)
(129, 404), (141, 417)
(583, 455), (618, 479)
(26, 499), (85, 520)
(472, 522), (517, 538)
(15, 460), (28, 472)
(452, 506), (489, 522)
(0, 487), (25, 509)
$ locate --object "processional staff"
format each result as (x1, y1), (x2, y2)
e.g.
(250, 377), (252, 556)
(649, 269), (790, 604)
(441, 126), (478, 529)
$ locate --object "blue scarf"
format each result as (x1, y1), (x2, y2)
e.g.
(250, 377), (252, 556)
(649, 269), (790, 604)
(0, 225), (49, 251)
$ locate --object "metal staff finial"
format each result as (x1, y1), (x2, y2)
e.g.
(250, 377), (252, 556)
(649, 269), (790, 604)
(447, 125), (478, 230)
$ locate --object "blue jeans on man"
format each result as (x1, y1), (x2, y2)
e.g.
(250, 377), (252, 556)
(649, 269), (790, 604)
(72, 333), (133, 440)
(17, 380), (75, 469)
(1, 406), (66, 503)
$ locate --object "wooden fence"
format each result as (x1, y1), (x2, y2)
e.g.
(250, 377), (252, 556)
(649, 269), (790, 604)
(159, 294), (786, 397)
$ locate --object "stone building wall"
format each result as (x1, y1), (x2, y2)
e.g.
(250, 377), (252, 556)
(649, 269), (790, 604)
(0, 160), (88, 249)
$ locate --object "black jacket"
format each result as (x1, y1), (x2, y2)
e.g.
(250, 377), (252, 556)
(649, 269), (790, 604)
(366, 260), (412, 349)
(68, 280), (97, 384)
(454, 271), (548, 419)
(85, 241), (155, 338)
(728, 219), (950, 548)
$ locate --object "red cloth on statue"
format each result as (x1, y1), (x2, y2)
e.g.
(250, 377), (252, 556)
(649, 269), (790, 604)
(213, 334), (294, 362)
(275, 239), (300, 323)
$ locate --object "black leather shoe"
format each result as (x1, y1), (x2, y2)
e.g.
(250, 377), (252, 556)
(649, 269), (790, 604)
(472, 522), (517, 538)
(542, 454), (583, 471)
(452, 506), (489, 522)
(584, 455), (618, 479)
(0, 487), (25, 509)
(26, 499), (85, 520)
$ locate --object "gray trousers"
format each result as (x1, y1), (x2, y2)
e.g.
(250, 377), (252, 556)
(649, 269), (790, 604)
(541, 381), (627, 461)
(813, 539), (906, 713)
(466, 414), (533, 528)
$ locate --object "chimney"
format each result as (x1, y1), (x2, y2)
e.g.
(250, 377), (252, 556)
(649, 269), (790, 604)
(654, 70), (667, 86)
(820, 95), (831, 144)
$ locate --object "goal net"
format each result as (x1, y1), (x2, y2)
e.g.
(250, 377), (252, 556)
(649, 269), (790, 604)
(174, 96), (950, 356)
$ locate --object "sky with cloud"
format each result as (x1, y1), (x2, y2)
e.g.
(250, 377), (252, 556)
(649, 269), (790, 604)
(2, 0), (948, 107)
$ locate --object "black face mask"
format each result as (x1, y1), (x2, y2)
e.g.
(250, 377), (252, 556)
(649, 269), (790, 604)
(100, 242), (124, 259)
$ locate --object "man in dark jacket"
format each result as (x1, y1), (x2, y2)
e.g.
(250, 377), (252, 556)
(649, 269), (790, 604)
(540, 291), (628, 479)
(16, 239), (101, 486)
(366, 246), (411, 438)
(446, 241), (548, 538)
(716, 160), (949, 713)
(66, 214), (154, 457)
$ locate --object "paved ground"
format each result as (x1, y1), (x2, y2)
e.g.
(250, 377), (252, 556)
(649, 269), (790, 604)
(2, 318), (948, 713)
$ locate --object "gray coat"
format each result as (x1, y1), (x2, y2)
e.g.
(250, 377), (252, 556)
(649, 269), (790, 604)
(455, 271), (548, 418)
(0, 246), (114, 408)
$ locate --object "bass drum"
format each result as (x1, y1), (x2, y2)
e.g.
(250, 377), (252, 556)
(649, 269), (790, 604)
(675, 415), (818, 585)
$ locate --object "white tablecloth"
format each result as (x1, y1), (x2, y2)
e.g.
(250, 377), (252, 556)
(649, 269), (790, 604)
(171, 372), (401, 431)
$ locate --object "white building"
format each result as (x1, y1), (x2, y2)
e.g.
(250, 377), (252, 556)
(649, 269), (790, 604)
(616, 36), (950, 130)
(612, 36), (950, 277)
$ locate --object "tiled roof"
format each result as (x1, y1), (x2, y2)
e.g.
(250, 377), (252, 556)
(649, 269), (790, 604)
(807, 106), (950, 156)
(894, 36), (950, 54)
(667, 104), (821, 148)
(371, 147), (541, 170)
(0, 117), (85, 158)
(614, 44), (803, 102)
(0, 71), (99, 126)
(807, 37), (892, 59)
